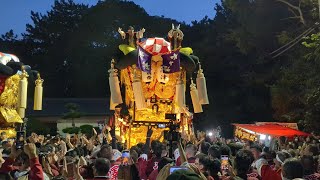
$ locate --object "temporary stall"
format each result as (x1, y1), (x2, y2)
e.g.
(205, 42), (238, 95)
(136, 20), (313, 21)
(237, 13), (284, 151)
(233, 123), (309, 141)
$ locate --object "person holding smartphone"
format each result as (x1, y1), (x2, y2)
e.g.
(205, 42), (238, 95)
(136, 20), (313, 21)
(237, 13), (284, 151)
(0, 143), (45, 180)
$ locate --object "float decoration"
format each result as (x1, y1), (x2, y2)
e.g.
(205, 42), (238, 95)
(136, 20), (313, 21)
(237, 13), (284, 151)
(109, 24), (208, 147)
(18, 68), (28, 109)
(132, 65), (146, 110)
(196, 61), (209, 105)
(109, 59), (123, 104)
(0, 52), (43, 131)
(34, 73), (44, 110)
(234, 126), (257, 141)
(174, 70), (185, 112)
(190, 78), (203, 113)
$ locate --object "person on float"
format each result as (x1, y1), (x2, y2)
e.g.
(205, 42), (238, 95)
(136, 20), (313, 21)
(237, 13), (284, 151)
(106, 104), (129, 144)
(107, 104), (121, 140)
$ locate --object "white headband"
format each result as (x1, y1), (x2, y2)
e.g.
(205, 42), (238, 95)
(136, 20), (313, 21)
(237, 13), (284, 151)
(276, 154), (284, 165)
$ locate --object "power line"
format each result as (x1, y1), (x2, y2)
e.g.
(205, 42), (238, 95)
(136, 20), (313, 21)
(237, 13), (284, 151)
(270, 23), (319, 58)
(269, 27), (314, 56)
(271, 28), (315, 58)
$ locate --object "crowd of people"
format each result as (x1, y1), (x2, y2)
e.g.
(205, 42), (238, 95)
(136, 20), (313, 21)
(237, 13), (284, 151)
(0, 126), (319, 180)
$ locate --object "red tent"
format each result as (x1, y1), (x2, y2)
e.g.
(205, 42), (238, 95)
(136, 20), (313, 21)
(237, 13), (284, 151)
(233, 124), (310, 137)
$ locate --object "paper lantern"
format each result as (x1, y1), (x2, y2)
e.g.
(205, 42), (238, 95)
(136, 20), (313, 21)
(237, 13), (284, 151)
(109, 60), (123, 104)
(34, 73), (44, 110)
(190, 79), (202, 113)
(196, 63), (209, 105)
(17, 70), (28, 109)
(132, 68), (146, 110)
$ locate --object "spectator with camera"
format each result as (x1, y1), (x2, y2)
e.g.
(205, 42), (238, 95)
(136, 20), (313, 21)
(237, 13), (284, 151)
(0, 143), (44, 180)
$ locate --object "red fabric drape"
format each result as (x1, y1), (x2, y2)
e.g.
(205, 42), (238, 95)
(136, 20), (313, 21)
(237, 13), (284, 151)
(233, 124), (309, 137)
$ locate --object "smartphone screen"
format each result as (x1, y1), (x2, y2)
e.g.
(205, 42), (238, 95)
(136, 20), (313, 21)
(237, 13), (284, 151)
(169, 166), (188, 174)
(16, 131), (25, 150)
(122, 150), (130, 165)
(221, 155), (229, 170)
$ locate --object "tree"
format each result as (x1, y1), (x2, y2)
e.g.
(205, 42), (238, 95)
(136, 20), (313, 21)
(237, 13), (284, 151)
(62, 103), (83, 127)
(62, 127), (80, 134)
(304, 88), (320, 134)
(19, 0), (182, 98)
(0, 30), (18, 42)
(275, 0), (319, 26)
(2, 0), (320, 132)
(23, 0), (90, 97)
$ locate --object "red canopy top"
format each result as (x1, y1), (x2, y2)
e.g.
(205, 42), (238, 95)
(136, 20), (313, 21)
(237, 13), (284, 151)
(233, 123), (310, 137)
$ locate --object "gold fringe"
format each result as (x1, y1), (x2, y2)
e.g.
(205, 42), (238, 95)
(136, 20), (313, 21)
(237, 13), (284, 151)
(0, 74), (23, 125)
(0, 75), (20, 107)
(0, 128), (16, 138)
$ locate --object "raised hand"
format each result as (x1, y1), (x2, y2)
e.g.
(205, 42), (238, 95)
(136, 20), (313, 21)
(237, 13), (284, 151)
(147, 126), (153, 138)
(79, 156), (87, 166)
(24, 143), (37, 159)
(73, 158), (84, 180)
(42, 156), (53, 176)
(65, 134), (71, 142)
(28, 133), (38, 144)
(9, 143), (22, 159)
(93, 128), (97, 137)
(59, 140), (67, 155)
(38, 135), (44, 144)
(62, 157), (68, 178)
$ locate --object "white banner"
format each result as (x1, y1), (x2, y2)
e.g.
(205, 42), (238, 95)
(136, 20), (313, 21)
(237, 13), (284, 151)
(255, 122), (298, 130)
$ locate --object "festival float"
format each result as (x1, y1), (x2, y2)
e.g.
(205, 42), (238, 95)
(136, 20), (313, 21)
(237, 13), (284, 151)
(108, 25), (209, 147)
(0, 52), (43, 137)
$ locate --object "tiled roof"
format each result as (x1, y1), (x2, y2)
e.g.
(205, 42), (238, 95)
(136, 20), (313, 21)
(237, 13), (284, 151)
(26, 98), (110, 117)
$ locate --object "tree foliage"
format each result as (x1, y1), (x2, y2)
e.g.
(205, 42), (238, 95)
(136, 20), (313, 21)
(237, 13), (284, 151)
(62, 103), (84, 127)
(62, 127), (80, 134)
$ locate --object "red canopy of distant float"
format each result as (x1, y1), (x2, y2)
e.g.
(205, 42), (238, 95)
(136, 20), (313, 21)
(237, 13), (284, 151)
(233, 124), (310, 137)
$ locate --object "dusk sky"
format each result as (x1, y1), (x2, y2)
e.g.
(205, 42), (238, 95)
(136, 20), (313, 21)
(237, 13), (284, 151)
(0, 0), (218, 35)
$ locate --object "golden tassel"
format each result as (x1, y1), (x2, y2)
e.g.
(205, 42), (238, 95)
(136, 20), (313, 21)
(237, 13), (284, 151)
(196, 62), (209, 105)
(34, 73), (44, 110)
(109, 59), (123, 104)
(190, 78), (203, 113)
(110, 98), (117, 110)
(17, 107), (25, 119)
(17, 69), (28, 109)
(175, 71), (185, 112)
(132, 65), (146, 110)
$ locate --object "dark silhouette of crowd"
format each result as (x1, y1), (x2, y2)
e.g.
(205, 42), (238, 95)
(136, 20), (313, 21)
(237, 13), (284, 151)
(0, 127), (318, 180)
